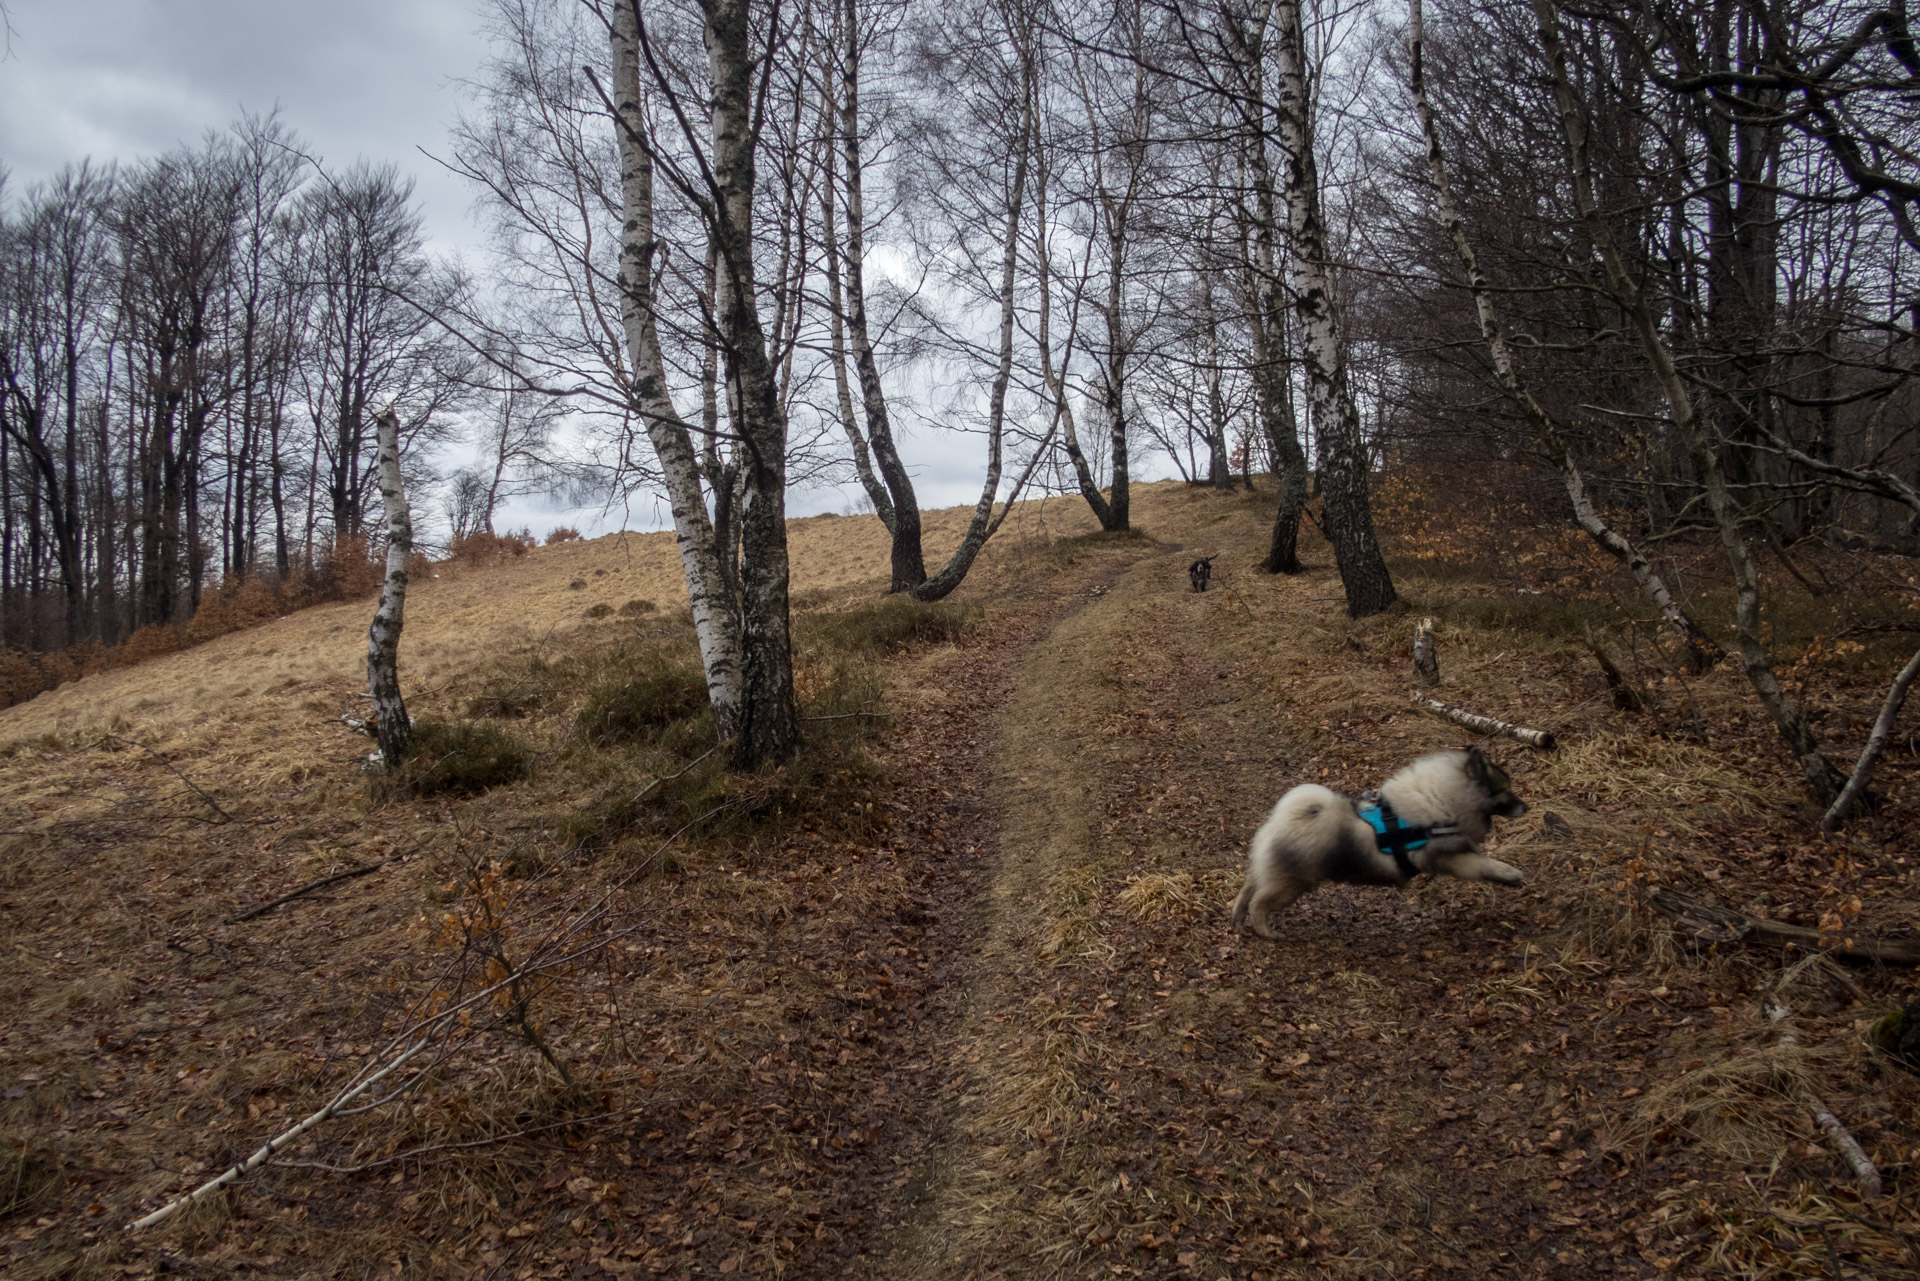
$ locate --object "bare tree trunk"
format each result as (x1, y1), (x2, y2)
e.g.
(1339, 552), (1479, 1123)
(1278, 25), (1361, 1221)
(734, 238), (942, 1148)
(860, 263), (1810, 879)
(1273, 0), (1394, 616)
(705, 0), (798, 769)
(1407, 0), (1720, 671)
(913, 69), (1036, 602)
(1202, 275), (1233, 490)
(609, 1), (745, 744)
(1242, 132), (1310, 571)
(819, 136), (895, 533)
(838, 0), (925, 590)
(1033, 154), (1110, 528)
(366, 408), (411, 765)
(1535, 0), (1844, 805)
(1098, 238), (1133, 532)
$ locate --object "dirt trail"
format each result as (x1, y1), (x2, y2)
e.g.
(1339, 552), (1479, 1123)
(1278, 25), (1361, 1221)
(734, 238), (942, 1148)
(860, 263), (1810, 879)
(881, 501), (1673, 1279)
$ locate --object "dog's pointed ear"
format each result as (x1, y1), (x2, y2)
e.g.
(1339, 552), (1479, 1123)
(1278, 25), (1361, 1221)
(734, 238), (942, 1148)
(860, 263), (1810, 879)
(1465, 746), (1490, 781)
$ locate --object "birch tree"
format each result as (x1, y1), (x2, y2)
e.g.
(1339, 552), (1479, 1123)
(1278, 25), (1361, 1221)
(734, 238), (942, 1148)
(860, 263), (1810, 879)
(605, 0), (797, 767)
(1272, 0), (1394, 614)
(366, 406), (412, 764)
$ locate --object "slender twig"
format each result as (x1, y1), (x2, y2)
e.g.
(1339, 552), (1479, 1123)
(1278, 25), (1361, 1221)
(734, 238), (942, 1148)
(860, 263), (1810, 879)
(101, 734), (233, 824)
(274, 1105), (648, 1174)
(228, 863), (386, 923)
(620, 745), (715, 807)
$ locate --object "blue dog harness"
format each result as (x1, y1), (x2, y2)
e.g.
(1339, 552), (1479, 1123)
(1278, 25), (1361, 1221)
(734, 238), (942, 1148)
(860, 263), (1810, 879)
(1357, 796), (1459, 880)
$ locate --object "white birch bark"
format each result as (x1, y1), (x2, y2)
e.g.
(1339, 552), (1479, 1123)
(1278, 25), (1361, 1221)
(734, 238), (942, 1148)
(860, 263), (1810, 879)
(1411, 692), (1557, 749)
(366, 406), (411, 765)
(837, 0), (925, 588)
(705, 0), (798, 768)
(609, 1), (744, 743)
(819, 136), (895, 533)
(1273, 0), (1395, 615)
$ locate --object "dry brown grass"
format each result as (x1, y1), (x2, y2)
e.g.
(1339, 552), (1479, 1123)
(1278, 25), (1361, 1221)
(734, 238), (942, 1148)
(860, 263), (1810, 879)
(0, 490), (1117, 1276)
(6, 477), (1919, 1279)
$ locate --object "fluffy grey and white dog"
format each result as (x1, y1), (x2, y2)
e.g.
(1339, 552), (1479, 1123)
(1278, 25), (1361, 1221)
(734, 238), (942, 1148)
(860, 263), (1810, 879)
(1231, 748), (1528, 939)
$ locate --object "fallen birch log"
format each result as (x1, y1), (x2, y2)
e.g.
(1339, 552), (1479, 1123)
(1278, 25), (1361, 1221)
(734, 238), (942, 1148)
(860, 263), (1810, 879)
(1410, 693), (1556, 749)
(126, 1031), (437, 1230)
(1765, 1000), (1884, 1198)
(1650, 887), (1920, 967)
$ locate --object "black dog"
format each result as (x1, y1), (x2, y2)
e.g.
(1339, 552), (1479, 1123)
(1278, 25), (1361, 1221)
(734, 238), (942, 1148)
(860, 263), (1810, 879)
(1189, 556), (1215, 592)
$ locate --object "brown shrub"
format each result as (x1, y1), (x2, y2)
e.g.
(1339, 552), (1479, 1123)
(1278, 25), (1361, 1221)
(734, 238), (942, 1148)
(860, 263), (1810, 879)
(448, 529), (536, 564)
(546, 526), (584, 545)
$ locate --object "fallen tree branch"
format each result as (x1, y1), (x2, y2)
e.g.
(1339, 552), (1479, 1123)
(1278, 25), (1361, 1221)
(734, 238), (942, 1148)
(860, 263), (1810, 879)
(1651, 887), (1920, 966)
(228, 863), (386, 923)
(126, 1029), (437, 1230)
(1765, 1000), (1884, 1198)
(126, 795), (723, 1229)
(1410, 693), (1556, 749)
(1822, 640), (1920, 830)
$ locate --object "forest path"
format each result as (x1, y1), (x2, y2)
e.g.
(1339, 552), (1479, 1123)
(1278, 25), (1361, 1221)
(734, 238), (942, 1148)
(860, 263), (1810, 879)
(878, 492), (1665, 1280)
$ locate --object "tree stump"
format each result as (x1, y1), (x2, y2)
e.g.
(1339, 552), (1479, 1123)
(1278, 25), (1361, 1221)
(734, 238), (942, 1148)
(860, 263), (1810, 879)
(1413, 617), (1439, 686)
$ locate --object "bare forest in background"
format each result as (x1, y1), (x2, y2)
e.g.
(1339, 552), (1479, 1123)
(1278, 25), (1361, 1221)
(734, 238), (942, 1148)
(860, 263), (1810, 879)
(3, 0), (1918, 791)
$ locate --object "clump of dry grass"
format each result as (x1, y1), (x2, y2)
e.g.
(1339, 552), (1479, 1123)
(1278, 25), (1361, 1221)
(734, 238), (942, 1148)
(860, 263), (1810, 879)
(1117, 870), (1203, 920)
(1541, 733), (1777, 820)
(391, 718), (535, 798)
(1699, 1185), (1920, 1280)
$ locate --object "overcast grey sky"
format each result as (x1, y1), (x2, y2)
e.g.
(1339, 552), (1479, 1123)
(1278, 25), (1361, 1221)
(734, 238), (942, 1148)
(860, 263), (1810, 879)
(0, 0), (1127, 536)
(1, 0), (490, 255)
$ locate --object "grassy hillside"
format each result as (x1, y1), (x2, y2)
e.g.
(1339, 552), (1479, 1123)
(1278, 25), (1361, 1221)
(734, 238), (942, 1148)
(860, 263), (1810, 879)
(3, 480), (1916, 1279)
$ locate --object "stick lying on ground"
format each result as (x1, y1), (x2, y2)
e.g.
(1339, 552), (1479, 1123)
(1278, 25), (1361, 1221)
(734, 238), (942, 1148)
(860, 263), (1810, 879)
(125, 806), (719, 1231)
(1651, 887), (1920, 967)
(228, 863), (385, 923)
(1765, 999), (1884, 1198)
(1410, 693), (1556, 749)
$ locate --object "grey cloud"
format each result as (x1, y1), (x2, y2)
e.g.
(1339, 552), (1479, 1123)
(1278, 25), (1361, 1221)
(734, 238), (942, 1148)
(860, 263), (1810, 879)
(0, 0), (489, 252)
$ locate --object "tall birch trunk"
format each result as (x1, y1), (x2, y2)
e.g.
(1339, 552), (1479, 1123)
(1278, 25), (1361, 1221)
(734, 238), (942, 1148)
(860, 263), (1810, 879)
(1099, 234), (1132, 531)
(838, 0), (925, 590)
(1233, 25), (1311, 574)
(1534, 0), (1845, 805)
(609, 1), (745, 745)
(912, 68), (1036, 602)
(366, 407), (411, 765)
(1407, 0), (1720, 670)
(1033, 161), (1110, 527)
(705, 0), (798, 769)
(819, 139), (895, 533)
(1202, 275), (1233, 490)
(1273, 0), (1394, 616)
